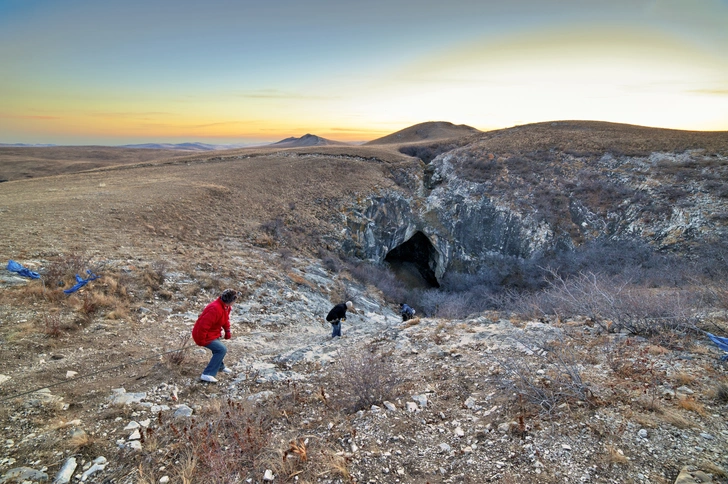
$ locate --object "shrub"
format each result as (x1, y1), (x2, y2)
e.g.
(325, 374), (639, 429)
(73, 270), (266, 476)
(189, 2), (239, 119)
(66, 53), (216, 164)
(42, 252), (91, 289)
(333, 348), (399, 413)
(495, 336), (594, 415)
(528, 270), (699, 336)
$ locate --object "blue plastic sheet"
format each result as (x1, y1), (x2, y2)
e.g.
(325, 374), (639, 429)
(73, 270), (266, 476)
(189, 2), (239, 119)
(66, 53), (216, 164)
(707, 333), (728, 361)
(6, 260), (41, 279)
(63, 270), (100, 294)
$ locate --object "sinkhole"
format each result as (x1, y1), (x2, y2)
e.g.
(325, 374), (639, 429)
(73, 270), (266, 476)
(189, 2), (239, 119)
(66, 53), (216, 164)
(384, 231), (440, 288)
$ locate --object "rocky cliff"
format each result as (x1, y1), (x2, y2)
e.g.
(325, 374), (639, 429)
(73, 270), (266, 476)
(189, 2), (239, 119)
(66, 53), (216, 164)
(340, 122), (728, 284)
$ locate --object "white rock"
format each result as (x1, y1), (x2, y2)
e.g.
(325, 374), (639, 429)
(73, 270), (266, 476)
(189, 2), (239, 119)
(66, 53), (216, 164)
(128, 430), (141, 440)
(411, 394), (428, 407)
(124, 421), (140, 431)
(406, 402), (418, 412)
(383, 401), (397, 412)
(65, 371), (77, 379)
(263, 469), (275, 481)
(53, 456), (77, 484)
(159, 477), (170, 484)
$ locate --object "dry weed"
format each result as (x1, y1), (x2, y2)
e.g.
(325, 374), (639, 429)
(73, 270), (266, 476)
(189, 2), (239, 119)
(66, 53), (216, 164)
(661, 409), (695, 429)
(605, 445), (629, 465)
(700, 461), (728, 478)
(676, 396), (707, 416)
(42, 312), (64, 338)
(672, 372), (697, 386)
(163, 334), (192, 367)
(714, 382), (728, 403)
(402, 316), (421, 328)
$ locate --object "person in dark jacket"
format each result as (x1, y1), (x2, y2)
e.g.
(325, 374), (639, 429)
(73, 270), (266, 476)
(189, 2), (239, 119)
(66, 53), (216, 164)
(400, 303), (415, 322)
(326, 301), (353, 338)
(192, 289), (239, 383)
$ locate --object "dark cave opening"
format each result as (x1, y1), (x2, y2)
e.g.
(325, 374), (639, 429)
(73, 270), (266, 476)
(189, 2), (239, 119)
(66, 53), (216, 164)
(385, 231), (440, 288)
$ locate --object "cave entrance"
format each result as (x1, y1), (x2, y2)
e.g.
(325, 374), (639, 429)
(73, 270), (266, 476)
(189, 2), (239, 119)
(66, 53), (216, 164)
(385, 231), (440, 288)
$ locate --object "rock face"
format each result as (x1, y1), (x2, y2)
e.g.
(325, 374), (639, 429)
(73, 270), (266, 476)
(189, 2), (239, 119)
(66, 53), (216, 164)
(341, 131), (728, 284)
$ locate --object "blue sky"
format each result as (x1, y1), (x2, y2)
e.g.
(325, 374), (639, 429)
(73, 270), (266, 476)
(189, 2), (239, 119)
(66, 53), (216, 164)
(1, 0), (727, 145)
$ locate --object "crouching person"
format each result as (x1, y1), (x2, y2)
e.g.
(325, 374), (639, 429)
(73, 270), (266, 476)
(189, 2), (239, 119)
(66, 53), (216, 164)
(326, 301), (353, 338)
(192, 289), (239, 383)
(400, 303), (415, 322)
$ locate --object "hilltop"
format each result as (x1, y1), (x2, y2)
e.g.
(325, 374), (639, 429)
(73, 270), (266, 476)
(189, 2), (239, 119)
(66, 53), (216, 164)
(270, 133), (349, 148)
(366, 121), (481, 145)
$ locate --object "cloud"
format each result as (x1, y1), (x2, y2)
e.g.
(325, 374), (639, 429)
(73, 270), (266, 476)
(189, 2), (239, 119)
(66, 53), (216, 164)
(690, 88), (728, 95)
(235, 89), (330, 100)
(89, 111), (176, 119)
(0, 113), (60, 120)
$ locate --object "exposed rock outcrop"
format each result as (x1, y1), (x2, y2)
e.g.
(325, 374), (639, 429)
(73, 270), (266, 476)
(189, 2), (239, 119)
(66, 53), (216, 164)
(341, 125), (728, 283)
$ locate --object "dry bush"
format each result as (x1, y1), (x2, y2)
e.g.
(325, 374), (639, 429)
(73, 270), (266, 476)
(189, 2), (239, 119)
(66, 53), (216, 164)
(496, 336), (595, 415)
(713, 382), (728, 403)
(42, 251), (91, 288)
(532, 270), (699, 337)
(134, 399), (272, 483)
(333, 348), (399, 413)
(42, 312), (64, 338)
(163, 334), (192, 367)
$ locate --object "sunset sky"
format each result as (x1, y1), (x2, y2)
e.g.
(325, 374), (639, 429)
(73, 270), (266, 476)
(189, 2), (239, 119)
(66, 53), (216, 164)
(1, 0), (727, 145)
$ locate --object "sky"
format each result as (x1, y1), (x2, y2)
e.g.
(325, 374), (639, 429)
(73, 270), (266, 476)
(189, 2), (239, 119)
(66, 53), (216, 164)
(1, 0), (727, 145)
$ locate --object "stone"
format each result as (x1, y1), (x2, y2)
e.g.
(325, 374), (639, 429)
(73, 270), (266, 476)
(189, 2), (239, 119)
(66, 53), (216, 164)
(674, 466), (714, 484)
(411, 394), (428, 408)
(1, 466), (48, 482)
(54, 456), (77, 484)
(173, 405), (193, 418)
(263, 469), (275, 481)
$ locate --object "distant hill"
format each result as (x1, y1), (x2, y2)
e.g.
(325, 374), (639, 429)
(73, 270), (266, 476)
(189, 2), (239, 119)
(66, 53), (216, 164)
(120, 142), (253, 151)
(366, 121), (481, 145)
(0, 143), (57, 147)
(270, 134), (348, 148)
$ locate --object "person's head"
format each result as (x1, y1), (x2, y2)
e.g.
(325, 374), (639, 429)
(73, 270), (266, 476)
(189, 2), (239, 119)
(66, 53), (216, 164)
(221, 289), (239, 305)
(345, 301), (353, 310)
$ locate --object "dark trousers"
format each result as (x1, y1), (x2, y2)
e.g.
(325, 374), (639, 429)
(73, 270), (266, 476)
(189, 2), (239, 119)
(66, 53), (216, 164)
(331, 321), (341, 338)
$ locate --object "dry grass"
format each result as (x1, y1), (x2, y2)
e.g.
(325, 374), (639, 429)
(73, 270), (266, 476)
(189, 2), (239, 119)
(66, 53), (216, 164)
(401, 316), (421, 328)
(661, 409), (695, 429)
(676, 396), (708, 416)
(672, 372), (697, 386)
(605, 445), (629, 465)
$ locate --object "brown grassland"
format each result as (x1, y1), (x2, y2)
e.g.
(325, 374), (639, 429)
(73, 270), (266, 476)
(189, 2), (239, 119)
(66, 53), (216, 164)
(0, 121), (727, 483)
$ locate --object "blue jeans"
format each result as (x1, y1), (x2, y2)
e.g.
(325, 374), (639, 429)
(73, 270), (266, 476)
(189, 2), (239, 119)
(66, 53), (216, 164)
(202, 338), (227, 376)
(331, 321), (341, 338)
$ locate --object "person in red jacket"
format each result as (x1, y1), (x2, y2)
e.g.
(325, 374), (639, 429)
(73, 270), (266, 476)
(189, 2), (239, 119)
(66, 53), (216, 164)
(192, 289), (239, 383)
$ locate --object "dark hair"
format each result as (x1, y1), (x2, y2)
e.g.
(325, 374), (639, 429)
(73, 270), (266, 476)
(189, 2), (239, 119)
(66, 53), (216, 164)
(221, 289), (238, 304)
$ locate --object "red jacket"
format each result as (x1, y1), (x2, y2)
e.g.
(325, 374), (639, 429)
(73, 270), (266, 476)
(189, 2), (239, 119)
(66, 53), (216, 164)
(192, 298), (231, 346)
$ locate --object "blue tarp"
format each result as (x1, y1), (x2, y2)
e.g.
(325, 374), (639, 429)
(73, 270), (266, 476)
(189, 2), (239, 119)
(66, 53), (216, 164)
(63, 270), (100, 294)
(6, 260), (40, 279)
(707, 333), (728, 361)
